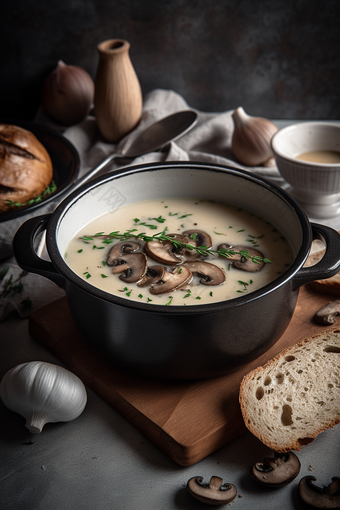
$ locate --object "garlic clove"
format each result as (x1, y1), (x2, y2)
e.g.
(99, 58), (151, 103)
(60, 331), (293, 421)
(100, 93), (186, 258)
(231, 106), (278, 167)
(42, 60), (94, 126)
(0, 361), (87, 433)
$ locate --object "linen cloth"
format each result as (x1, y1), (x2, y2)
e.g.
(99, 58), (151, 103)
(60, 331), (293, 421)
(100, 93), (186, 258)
(0, 88), (283, 320)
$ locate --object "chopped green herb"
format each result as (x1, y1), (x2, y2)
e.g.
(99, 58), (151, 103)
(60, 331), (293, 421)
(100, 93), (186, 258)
(77, 249), (83, 253)
(177, 267), (182, 274)
(151, 215), (166, 223)
(102, 261), (106, 266)
(213, 231), (224, 235)
(86, 273), (91, 279)
(195, 296), (201, 300)
(165, 296), (173, 306)
(209, 291), (213, 297)
(164, 205), (168, 208)
(126, 289), (132, 297)
(183, 291), (191, 298)
(179, 214), (193, 219)
(168, 212), (178, 216)
(93, 245), (105, 250)
(147, 297), (153, 302)
(134, 218), (140, 223)
(5, 180), (57, 208)
(101, 274), (108, 278)
(237, 229), (245, 232)
(138, 294), (143, 299)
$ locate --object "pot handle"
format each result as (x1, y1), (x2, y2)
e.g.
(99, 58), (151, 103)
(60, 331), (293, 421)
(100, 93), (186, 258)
(12, 214), (66, 289)
(292, 223), (340, 291)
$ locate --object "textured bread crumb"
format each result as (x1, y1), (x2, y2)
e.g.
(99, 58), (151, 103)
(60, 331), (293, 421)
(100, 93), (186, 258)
(239, 327), (340, 452)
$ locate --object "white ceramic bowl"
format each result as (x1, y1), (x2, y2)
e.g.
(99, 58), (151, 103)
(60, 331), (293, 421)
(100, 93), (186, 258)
(271, 122), (340, 218)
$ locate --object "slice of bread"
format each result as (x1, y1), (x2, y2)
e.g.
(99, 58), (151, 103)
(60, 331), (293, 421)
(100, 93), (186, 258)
(239, 327), (340, 452)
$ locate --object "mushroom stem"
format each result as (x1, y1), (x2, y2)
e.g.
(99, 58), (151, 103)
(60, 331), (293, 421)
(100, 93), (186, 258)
(299, 476), (340, 508)
(187, 476), (237, 505)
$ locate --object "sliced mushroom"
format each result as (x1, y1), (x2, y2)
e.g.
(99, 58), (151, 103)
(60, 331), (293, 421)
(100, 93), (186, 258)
(187, 261), (225, 286)
(144, 240), (182, 265)
(251, 452), (301, 487)
(187, 476), (237, 506)
(110, 253), (147, 283)
(299, 476), (340, 508)
(314, 300), (340, 325)
(106, 241), (141, 266)
(149, 265), (192, 294)
(167, 233), (199, 262)
(137, 265), (165, 287)
(218, 243), (265, 272)
(182, 230), (212, 248)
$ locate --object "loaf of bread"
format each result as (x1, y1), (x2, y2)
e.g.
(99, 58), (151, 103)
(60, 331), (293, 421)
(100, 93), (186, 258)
(0, 124), (53, 213)
(304, 241), (340, 295)
(239, 327), (340, 452)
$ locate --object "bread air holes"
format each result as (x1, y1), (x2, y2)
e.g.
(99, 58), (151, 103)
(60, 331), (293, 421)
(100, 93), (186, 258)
(275, 373), (284, 384)
(285, 355), (295, 362)
(264, 376), (272, 386)
(324, 345), (340, 353)
(256, 387), (264, 400)
(281, 404), (293, 426)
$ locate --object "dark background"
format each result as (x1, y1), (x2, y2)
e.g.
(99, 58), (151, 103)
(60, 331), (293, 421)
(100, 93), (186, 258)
(1, 0), (339, 121)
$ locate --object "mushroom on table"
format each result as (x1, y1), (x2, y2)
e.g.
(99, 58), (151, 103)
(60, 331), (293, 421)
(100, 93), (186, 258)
(187, 476), (237, 505)
(251, 452), (301, 487)
(299, 476), (340, 508)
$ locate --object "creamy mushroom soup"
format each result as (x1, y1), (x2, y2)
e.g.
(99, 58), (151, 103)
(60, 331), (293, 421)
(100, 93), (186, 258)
(64, 198), (294, 306)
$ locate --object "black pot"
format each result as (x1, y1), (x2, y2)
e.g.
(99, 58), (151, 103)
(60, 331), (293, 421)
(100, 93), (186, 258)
(13, 162), (340, 380)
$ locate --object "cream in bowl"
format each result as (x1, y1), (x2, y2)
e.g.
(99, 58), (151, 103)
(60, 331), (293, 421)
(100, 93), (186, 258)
(271, 122), (340, 218)
(64, 197), (293, 306)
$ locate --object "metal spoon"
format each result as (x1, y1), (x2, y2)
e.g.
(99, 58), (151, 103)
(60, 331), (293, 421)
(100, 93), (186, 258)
(68, 109), (198, 194)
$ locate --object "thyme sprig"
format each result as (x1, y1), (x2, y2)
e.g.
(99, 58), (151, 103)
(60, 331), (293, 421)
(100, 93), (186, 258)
(0, 268), (32, 308)
(81, 230), (272, 265)
(5, 180), (57, 208)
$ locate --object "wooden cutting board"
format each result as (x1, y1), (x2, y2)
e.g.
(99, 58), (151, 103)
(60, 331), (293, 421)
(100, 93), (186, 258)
(28, 286), (337, 466)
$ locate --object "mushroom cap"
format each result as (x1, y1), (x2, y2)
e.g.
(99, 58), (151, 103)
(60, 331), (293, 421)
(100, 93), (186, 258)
(106, 241), (141, 266)
(149, 265), (192, 294)
(299, 476), (340, 508)
(110, 252), (148, 283)
(137, 265), (165, 287)
(218, 243), (265, 272)
(144, 240), (181, 265)
(182, 229), (212, 248)
(187, 476), (237, 505)
(187, 261), (225, 286)
(251, 452), (301, 487)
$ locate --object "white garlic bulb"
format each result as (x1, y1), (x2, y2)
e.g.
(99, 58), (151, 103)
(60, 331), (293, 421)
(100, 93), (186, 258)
(0, 361), (87, 433)
(231, 106), (278, 167)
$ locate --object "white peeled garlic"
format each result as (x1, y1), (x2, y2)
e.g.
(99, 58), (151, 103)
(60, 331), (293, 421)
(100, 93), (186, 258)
(0, 361), (87, 433)
(231, 106), (278, 167)
(42, 60), (94, 126)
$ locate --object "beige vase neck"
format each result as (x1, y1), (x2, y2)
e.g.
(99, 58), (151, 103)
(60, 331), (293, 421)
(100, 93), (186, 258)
(94, 39), (142, 143)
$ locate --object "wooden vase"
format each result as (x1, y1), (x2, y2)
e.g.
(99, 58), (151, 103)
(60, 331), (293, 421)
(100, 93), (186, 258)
(94, 39), (142, 143)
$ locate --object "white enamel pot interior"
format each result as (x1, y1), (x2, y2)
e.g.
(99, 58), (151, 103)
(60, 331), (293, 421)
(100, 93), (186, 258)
(13, 162), (340, 379)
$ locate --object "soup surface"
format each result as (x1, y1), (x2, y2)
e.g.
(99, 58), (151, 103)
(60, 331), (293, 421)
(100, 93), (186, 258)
(64, 198), (294, 306)
(296, 150), (340, 164)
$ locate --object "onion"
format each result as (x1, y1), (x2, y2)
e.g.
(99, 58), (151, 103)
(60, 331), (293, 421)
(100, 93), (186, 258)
(42, 60), (94, 126)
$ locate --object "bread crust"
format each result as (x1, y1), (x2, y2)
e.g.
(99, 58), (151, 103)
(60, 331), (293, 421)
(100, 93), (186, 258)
(0, 124), (53, 213)
(239, 327), (340, 452)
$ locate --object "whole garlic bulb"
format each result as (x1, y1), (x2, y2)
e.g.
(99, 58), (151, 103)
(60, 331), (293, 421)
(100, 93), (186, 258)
(42, 60), (94, 126)
(0, 361), (87, 433)
(231, 107), (278, 167)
